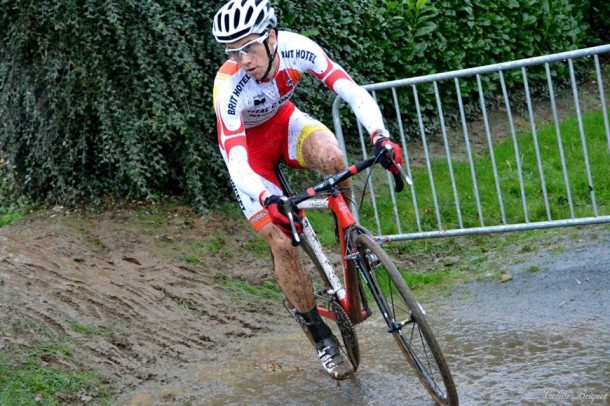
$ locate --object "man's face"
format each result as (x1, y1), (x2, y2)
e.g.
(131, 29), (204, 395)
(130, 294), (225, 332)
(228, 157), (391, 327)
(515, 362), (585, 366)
(225, 31), (275, 81)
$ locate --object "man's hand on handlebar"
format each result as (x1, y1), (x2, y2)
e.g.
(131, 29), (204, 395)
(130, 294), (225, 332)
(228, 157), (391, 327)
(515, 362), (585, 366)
(371, 129), (408, 193)
(263, 194), (303, 238)
(374, 137), (404, 176)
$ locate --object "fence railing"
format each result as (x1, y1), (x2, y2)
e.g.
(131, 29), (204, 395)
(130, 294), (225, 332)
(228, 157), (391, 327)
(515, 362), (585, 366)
(332, 45), (610, 241)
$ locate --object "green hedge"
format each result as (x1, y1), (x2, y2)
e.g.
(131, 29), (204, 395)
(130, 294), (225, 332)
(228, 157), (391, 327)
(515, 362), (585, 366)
(0, 0), (603, 210)
(288, 0), (594, 137)
(586, 0), (610, 44)
(0, 1), (226, 210)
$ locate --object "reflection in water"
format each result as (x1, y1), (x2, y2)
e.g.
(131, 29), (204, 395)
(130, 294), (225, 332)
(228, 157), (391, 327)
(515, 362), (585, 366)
(128, 306), (607, 406)
(430, 266), (610, 406)
(188, 322), (438, 406)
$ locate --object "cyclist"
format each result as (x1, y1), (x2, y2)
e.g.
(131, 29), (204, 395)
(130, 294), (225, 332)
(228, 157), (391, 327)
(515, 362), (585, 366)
(212, 0), (403, 380)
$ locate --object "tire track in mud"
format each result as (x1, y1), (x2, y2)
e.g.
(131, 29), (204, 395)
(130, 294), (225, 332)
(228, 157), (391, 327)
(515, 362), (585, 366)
(0, 210), (280, 392)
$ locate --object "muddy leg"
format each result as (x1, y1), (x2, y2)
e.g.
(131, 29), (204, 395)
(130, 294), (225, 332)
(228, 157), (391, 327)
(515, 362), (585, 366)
(301, 130), (352, 201)
(257, 223), (314, 312)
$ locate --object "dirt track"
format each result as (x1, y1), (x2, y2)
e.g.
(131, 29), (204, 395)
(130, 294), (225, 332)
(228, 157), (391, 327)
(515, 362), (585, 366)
(0, 206), (286, 399)
(1, 206), (609, 405)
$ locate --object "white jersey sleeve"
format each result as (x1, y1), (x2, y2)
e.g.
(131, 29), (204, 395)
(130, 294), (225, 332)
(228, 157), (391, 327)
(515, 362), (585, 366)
(279, 32), (386, 136)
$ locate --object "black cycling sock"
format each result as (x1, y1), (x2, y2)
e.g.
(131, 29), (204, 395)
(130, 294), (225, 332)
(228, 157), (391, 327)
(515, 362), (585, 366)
(297, 307), (332, 343)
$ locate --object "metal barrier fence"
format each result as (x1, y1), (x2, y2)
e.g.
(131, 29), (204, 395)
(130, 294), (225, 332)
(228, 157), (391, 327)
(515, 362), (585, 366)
(332, 45), (610, 242)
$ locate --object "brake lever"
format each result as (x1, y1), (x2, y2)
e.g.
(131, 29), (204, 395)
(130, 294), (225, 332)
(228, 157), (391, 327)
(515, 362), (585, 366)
(382, 144), (413, 186)
(280, 196), (301, 246)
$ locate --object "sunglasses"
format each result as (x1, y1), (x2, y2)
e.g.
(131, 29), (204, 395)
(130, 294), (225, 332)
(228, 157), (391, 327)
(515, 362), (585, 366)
(225, 32), (269, 60)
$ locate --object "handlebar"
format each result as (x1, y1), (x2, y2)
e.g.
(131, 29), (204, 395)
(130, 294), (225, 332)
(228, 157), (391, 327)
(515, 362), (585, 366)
(280, 144), (412, 246)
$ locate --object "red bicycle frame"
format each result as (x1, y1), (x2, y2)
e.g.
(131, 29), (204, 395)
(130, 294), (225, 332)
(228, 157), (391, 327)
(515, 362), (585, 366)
(304, 191), (371, 325)
(278, 150), (404, 326)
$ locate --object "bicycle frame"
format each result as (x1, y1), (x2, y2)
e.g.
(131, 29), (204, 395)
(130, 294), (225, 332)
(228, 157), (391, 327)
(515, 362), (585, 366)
(275, 144), (406, 324)
(295, 193), (371, 325)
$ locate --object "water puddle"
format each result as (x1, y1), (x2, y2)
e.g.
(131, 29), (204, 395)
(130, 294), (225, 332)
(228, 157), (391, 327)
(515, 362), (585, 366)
(122, 264), (610, 405)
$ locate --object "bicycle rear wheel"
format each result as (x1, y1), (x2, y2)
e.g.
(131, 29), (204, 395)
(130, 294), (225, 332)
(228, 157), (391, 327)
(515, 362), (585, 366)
(354, 234), (458, 405)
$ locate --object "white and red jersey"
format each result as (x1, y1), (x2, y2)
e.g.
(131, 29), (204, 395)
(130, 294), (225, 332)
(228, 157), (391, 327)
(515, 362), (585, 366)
(213, 30), (386, 203)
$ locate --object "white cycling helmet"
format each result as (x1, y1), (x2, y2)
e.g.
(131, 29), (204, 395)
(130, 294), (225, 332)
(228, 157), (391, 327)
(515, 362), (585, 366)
(213, 0), (277, 44)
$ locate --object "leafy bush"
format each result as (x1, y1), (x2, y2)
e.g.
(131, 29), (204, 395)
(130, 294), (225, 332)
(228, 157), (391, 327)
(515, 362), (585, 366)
(361, 0), (591, 132)
(0, 0), (600, 210)
(585, 0), (610, 44)
(0, 1), (226, 209)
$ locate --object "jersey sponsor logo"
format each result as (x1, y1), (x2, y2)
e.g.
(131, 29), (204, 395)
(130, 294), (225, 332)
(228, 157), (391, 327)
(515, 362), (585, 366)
(249, 107), (273, 118)
(246, 91), (294, 120)
(254, 97), (266, 106)
(231, 180), (246, 211)
(281, 49), (317, 64)
(276, 70), (296, 98)
(228, 75), (251, 115)
(276, 92), (293, 108)
(249, 210), (267, 225)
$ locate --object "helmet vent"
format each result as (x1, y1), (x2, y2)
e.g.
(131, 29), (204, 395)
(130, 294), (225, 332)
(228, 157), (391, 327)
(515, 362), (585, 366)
(213, 0), (276, 43)
(252, 11), (261, 26)
(234, 9), (241, 28)
(223, 14), (230, 32)
(245, 6), (253, 23)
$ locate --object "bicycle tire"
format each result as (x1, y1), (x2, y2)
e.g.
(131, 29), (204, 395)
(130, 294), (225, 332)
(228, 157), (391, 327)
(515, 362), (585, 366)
(354, 234), (459, 405)
(328, 298), (360, 371)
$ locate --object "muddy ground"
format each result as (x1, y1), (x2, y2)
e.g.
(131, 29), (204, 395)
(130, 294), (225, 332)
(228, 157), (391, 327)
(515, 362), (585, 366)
(0, 205), (285, 403)
(1, 204), (609, 406)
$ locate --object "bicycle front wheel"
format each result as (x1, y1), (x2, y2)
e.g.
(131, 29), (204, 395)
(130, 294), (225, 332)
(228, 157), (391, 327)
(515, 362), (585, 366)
(354, 234), (458, 405)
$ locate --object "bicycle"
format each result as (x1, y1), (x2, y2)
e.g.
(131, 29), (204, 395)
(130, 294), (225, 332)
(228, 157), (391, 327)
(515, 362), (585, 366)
(276, 144), (459, 405)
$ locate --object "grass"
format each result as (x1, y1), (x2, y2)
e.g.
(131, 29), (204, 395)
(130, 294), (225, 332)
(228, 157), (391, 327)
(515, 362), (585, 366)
(180, 236), (234, 264)
(359, 110), (610, 234)
(178, 203), (269, 264)
(299, 110), (610, 293)
(69, 321), (115, 340)
(0, 168), (36, 225)
(0, 200), (33, 227)
(0, 109), (607, 402)
(401, 269), (451, 290)
(216, 274), (284, 301)
(241, 236), (270, 258)
(70, 322), (100, 336)
(0, 211), (24, 227)
(214, 203), (270, 258)
(0, 342), (110, 406)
